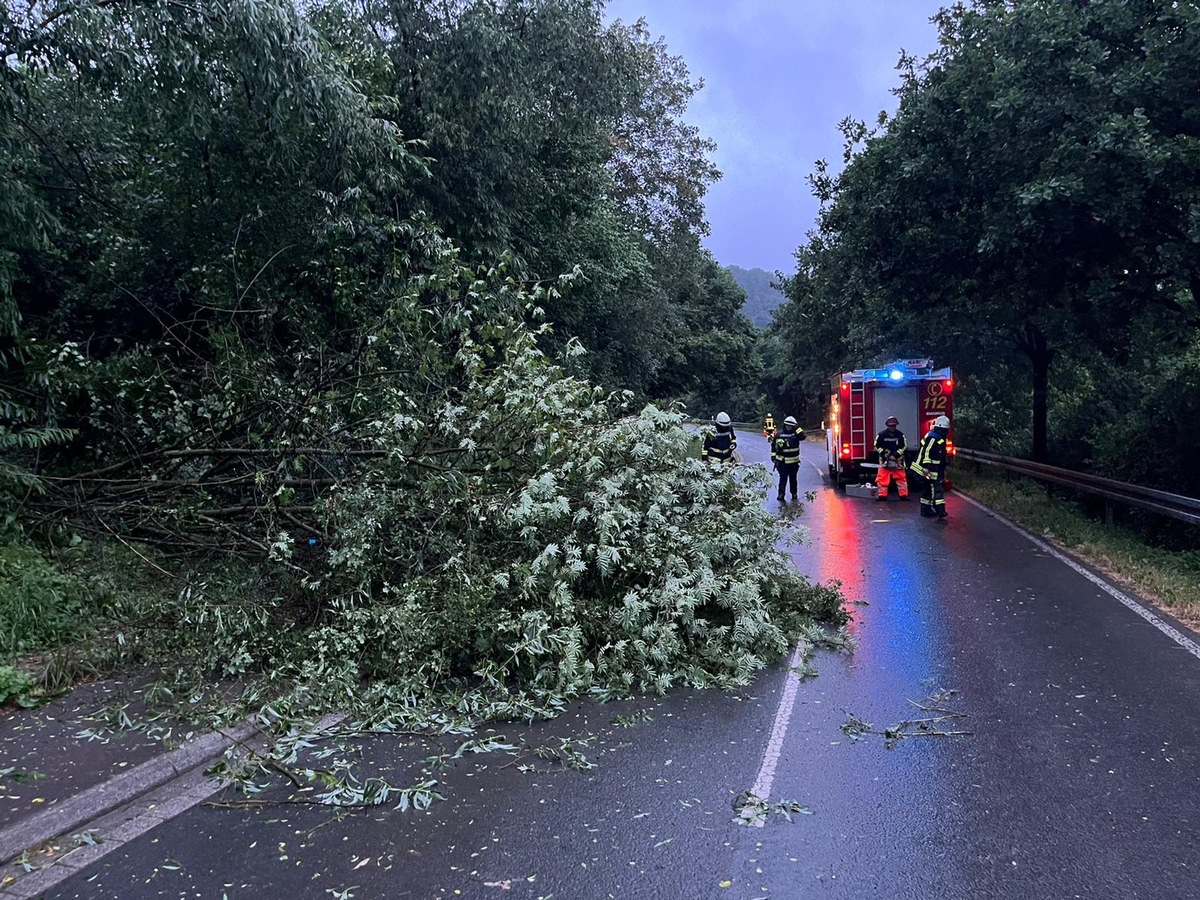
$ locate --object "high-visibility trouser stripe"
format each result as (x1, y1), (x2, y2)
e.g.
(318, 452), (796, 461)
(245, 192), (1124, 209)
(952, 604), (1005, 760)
(920, 479), (945, 508)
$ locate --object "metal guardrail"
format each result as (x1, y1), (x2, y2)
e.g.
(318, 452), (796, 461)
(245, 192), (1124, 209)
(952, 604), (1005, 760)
(956, 447), (1200, 527)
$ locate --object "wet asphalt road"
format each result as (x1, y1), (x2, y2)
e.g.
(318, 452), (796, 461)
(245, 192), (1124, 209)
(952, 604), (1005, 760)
(45, 435), (1200, 899)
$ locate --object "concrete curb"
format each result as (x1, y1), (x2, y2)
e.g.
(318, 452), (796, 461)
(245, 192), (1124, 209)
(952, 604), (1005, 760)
(0, 719), (260, 865)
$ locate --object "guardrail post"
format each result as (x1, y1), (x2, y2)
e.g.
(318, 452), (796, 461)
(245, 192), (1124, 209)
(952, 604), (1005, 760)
(1104, 500), (1114, 526)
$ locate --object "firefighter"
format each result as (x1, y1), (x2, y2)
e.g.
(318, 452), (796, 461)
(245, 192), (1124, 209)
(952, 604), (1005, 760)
(702, 411), (737, 465)
(911, 414), (951, 519)
(874, 415), (908, 501)
(763, 413), (777, 441)
(771, 415), (804, 501)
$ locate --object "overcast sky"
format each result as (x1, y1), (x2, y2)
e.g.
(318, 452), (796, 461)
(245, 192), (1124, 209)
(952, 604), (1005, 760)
(602, 1), (948, 274)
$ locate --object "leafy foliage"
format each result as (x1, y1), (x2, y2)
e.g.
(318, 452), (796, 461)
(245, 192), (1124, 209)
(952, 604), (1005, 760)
(0, 539), (84, 655)
(649, 249), (762, 415)
(306, 1), (731, 397)
(0, 664), (38, 707)
(1, 0), (422, 507)
(776, 0), (1200, 481)
(0, 0), (841, 727)
(95, 255), (847, 710)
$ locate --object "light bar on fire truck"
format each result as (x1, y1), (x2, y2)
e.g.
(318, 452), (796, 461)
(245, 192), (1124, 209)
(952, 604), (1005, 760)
(839, 360), (951, 383)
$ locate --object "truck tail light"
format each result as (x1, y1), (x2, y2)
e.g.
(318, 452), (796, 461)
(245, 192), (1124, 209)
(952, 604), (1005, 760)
(947, 441), (956, 456)
(841, 443), (851, 458)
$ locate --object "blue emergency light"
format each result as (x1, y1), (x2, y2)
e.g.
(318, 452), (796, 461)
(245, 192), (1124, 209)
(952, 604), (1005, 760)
(888, 369), (905, 382)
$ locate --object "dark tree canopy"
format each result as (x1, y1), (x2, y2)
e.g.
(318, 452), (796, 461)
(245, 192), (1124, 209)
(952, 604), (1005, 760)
(777, 0), (1200, 477)
(0, 1), (842, 711)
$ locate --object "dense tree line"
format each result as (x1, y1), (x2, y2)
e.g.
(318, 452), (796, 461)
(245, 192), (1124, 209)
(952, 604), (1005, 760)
(0, 1), (842, 706)
(0, 0), (754, 485)
(774, 0), (1200, 493)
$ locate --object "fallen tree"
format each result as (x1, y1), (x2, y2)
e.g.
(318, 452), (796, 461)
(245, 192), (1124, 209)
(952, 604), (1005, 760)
(17, 243), (844, 715)
(1, 0), (844, 716)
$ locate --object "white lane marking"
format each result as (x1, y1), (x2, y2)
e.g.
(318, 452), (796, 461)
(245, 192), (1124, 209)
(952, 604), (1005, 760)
(749, 641), (808, 825)
(957, 492), (1200, 660)
(747, 462), (827, 820)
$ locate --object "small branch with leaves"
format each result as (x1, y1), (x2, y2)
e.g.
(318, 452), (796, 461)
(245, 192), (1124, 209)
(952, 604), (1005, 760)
(731, 789), (812, 826)
(840, 689), (971, 750)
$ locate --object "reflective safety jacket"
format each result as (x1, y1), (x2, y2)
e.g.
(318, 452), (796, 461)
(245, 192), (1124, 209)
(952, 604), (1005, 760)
(702, 426), (737, 463)
(912, 429), (948, 480)
(772, 430), (804, 467)
(874, 428), (907, 467)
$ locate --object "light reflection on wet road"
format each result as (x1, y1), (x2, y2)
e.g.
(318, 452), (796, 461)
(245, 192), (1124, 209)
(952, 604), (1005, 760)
(46, 431), (1200, 900)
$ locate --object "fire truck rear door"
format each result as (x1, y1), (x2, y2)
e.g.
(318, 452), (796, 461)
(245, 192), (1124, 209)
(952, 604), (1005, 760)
(872, 385), (919, 441)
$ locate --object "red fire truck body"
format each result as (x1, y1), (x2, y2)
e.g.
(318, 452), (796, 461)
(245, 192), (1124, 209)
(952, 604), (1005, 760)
(826, 359), (954, 490)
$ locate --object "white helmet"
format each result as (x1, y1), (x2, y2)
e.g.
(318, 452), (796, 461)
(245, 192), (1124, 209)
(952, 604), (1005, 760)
(783, 416), (798, 427)
(716, 411), (731, 426)
(933, 415), (950, 430)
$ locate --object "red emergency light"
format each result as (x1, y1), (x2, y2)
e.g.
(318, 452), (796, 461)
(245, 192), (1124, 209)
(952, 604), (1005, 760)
(840, 381), (849, 394)
(944, 379), (954, 390)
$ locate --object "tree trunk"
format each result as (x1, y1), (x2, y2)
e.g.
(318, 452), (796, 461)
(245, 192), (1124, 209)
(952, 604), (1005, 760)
(1024, 325), (1054, 463)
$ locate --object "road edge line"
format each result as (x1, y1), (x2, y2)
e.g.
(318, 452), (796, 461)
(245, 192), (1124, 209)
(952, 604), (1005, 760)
(956, 491), (1200, 661)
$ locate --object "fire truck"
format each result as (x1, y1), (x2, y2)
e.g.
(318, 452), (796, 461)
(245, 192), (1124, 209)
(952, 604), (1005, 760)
(826, 359), (954, 491)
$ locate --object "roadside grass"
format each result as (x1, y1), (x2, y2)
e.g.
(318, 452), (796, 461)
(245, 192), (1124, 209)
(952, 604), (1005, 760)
(0, 533), (171, 708)
(1, 539), (85, 656)
(952, 466), (1200, 633)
